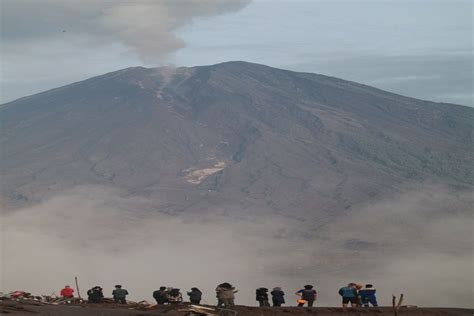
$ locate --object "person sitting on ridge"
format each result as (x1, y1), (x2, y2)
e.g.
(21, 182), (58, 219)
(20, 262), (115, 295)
(60, 285), (74, 298)
(167, 287), (183, 304)
(359, 284), (378, 307)
(87, 286), (104, 304)
(296, 285), (317, 307)
(187, 287), (202, 305)
(153, 286), (168, 305)
(112, 285), (129, 304)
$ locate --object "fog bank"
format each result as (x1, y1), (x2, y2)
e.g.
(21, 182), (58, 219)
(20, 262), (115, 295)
(1, 185), (472, 307)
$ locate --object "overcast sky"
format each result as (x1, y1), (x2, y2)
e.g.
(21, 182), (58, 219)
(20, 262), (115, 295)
(1, 0), (472, 106)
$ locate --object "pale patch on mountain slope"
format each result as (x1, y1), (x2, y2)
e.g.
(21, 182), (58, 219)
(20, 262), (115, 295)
(185, 161), (226, 184)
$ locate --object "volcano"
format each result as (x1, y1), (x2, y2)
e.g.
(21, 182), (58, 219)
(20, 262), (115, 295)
(1, 61), (472, 218)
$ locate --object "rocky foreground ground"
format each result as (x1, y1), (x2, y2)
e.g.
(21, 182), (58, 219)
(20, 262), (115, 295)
(1, 300), (472, 316)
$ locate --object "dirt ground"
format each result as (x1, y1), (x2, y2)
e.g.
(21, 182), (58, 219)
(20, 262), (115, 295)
(1, 300), (472, 316)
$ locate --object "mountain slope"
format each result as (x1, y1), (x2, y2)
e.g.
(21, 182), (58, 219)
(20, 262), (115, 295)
(1, 61), (472, 218)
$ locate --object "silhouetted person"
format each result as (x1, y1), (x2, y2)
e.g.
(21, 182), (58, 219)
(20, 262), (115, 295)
(153, 286), (168, 305)
(60, 285), (74, 298)
(187, 287), (202, 305)
(216, 282), (238, 308)
(167, 288), (183, 304)
(339, 283), (358, 311)
(296, 285), (317, 307)
(256, 287), (270, 307)
(87, 286), (104, 303)
(112, 285), (128, 304)
(270, 287), (285, 307)
(359, 284), (378, 307)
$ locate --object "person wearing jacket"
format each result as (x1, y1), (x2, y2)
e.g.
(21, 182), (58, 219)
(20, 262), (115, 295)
(216, 282), (238, 308)
(270, 287), (285, 307)
(187, 287), (202, 305)
(112, 285), (129, 304)
(87, 286), (104, 303)
(153, 286), (168, 305)
(255, 287), (270, 307)
(338, 283), (358, 310)
(296, 285), (317, 307)
(359, 284), (378, 307)
(60, 285), (74, 298)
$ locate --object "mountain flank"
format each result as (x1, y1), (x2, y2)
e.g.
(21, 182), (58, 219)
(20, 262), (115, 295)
(1, 61), (472, 218)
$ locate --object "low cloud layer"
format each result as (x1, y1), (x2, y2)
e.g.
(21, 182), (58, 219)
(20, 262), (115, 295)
(1, 185), (472, 307)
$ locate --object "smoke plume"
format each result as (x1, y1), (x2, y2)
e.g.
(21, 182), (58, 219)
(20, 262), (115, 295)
(1, 0), (251, 63)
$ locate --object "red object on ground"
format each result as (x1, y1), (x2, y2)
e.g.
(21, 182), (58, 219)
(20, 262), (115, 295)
(11, 291), (26, 298)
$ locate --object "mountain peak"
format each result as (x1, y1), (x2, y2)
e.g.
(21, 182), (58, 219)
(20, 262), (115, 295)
(1, 61), (472, 211)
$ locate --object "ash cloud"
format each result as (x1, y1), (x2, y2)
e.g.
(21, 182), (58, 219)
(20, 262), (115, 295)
(1, 185), (472, 307)
(1, 0), (251, 63)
